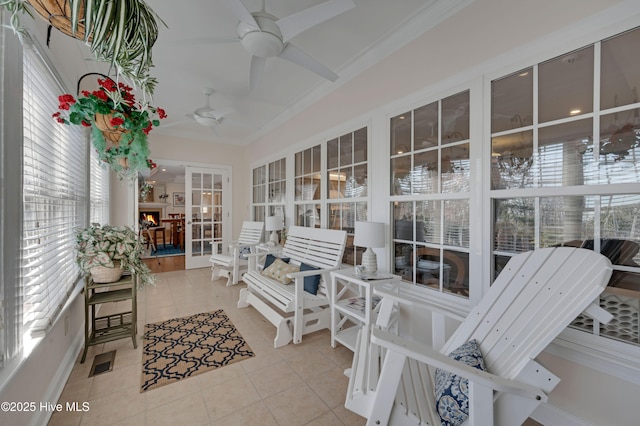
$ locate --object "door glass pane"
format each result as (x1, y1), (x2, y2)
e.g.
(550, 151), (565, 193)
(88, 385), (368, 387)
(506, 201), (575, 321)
(491, 68), (533, 134)
(192, 173), (201, 189)
(539, 46), (594, 123)
(192, 191), (202, 206)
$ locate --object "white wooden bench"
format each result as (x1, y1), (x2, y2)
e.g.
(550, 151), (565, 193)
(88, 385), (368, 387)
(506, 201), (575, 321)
(210, 221), (264, 286)
(238, 225), (347, 348)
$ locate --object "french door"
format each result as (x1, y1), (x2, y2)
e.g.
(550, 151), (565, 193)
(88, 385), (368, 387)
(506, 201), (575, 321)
(185, 166), (230, 269)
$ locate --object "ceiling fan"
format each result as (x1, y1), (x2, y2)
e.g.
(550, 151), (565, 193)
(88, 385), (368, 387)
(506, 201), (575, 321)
(221, 0), (355, 90)
(186, 88), (235, 127)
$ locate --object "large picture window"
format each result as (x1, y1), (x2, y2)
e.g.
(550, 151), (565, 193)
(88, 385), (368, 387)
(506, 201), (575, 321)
(391, 91), (471, 298)
(490, 27), (640, 346)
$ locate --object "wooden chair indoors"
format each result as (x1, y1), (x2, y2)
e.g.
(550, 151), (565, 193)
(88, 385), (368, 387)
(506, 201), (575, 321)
(346, 247), (613, 426)
(210, 220), (264, 286)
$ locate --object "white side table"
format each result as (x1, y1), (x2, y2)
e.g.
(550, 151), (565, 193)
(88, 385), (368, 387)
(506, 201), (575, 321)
(330, 268), (401, 351)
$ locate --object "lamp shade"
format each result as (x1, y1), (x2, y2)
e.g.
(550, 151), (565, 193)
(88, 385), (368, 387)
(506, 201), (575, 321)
(265, 215), (283, 232)
(354, 222), (385, 248)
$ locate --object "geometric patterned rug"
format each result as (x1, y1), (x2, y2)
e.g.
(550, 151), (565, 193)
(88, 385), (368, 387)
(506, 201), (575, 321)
(140, 310), (254, 392)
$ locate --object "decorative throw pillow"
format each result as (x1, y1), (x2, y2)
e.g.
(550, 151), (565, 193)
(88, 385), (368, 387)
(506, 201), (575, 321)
(433, 339), (486, 426)
(261, 257), (299, 284)
(263, 254), (290, 269)
(299, 262), (321, 295)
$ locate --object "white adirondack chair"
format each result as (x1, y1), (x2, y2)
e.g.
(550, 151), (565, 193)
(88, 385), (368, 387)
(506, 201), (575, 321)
(346, 247), (613, 426)
(210, 221), (264, 286)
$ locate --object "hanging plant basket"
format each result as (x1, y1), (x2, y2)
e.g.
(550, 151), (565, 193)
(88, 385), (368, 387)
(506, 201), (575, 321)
(94, 112), (128, 143)
(28, 0), (88, 39)
(21, 0), (167, 94)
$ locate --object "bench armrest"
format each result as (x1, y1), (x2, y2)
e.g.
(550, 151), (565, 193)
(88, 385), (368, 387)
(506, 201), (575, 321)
(287, 266), (339, 279)
(370, 327), (547, 402)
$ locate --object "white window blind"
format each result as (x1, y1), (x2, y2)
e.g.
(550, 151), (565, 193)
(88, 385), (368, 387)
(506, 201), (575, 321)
(22, 44), (88, 336)
(90, 150), (110, 225)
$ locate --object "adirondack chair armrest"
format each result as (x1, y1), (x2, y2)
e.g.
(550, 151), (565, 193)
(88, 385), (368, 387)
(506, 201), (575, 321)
(370, 327), (548, 402)
(374, 286), (467, 322)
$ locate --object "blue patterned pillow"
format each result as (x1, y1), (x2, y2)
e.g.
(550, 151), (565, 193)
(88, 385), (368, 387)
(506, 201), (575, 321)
(433, 339), (486, 426)
(238, 246), (251, 259)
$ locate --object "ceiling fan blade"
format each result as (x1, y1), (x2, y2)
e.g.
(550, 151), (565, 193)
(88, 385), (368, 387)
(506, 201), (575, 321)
(222, 0), (258, 29)
(212, 106), (236, 120)
(276, 0), (355, 42)
(249, 55), (267, 91)
(278, 43), (338, 82)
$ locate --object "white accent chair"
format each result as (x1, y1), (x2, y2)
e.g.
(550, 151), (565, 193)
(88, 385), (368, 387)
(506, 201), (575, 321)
(210, 221), (264, 286)
(346, 247), (613, 426)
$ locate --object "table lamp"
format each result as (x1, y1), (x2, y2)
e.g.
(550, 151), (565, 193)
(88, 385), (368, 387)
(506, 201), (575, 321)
(265, 215), (283, 246)
(354, 221), (385, 273)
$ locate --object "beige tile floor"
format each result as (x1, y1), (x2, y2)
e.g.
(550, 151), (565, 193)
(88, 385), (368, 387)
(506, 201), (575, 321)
(48, 267), (367, 426)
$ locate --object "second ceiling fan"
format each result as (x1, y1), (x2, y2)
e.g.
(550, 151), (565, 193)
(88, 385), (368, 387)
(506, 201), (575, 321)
(221, 0), (355, 90)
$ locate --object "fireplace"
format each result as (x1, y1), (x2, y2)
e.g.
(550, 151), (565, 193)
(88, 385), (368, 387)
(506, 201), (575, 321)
(140, 209), (162, 227)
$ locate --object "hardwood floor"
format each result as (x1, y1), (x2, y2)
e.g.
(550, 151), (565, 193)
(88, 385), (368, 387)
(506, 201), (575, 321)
(142, 255), (185, 273)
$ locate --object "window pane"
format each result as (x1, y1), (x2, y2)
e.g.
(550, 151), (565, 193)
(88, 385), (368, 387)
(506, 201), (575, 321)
(491, 131), (534, 189)
(598, 110), (640, 183)
(413, 150), (438, 194)
(539, 196), (594, 247)
(491, 68), (533, 133)
(601, 194), (640, 267)
(416, 200), (441, 244)
(391, 155), (411, 195)
(537, 119), (593, 187)
(601, 27), (640, 110)
(444, 199), (469, 247)
(442, 91), (470, 143)
(340, 132), (353, 167)
(296, 204), (320, 227)
(354, 127), (367, 163)
(327, 138), (339, 169)
(539, 46), (594, 123)
(414, 102), (438, 149)
(312, 145), (321, 173)
(494, 198), (535, 253)
(391, 111), (411, 155)
(442, 143), (470, 193)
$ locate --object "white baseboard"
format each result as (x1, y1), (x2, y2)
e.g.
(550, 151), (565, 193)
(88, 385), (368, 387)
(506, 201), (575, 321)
(29, 326), (84, 426)
(532, 402), (594, 426)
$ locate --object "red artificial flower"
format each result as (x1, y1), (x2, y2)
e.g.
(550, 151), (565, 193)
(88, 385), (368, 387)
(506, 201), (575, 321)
(110, 116), (125, 127)
(143, 122), (153, 135)
(59, 94), (76, 104)
(93, 90), (109, 102)
(98, 78), (117, 92)
(81, 90), (91, 97)
(157, 108), (167, 119)
(81, 120), (91, 127)
(118, 82), (133, 93)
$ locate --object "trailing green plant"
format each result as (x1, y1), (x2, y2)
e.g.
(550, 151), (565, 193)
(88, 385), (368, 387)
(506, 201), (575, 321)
(75, 223), (155, 288)
(1, 0), (166, 94)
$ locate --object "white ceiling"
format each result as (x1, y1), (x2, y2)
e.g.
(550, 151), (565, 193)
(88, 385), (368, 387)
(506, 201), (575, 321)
(144, 0), (471, 146)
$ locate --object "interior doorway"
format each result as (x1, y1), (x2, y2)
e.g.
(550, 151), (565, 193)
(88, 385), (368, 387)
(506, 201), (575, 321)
(136, 159), (231, 271)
